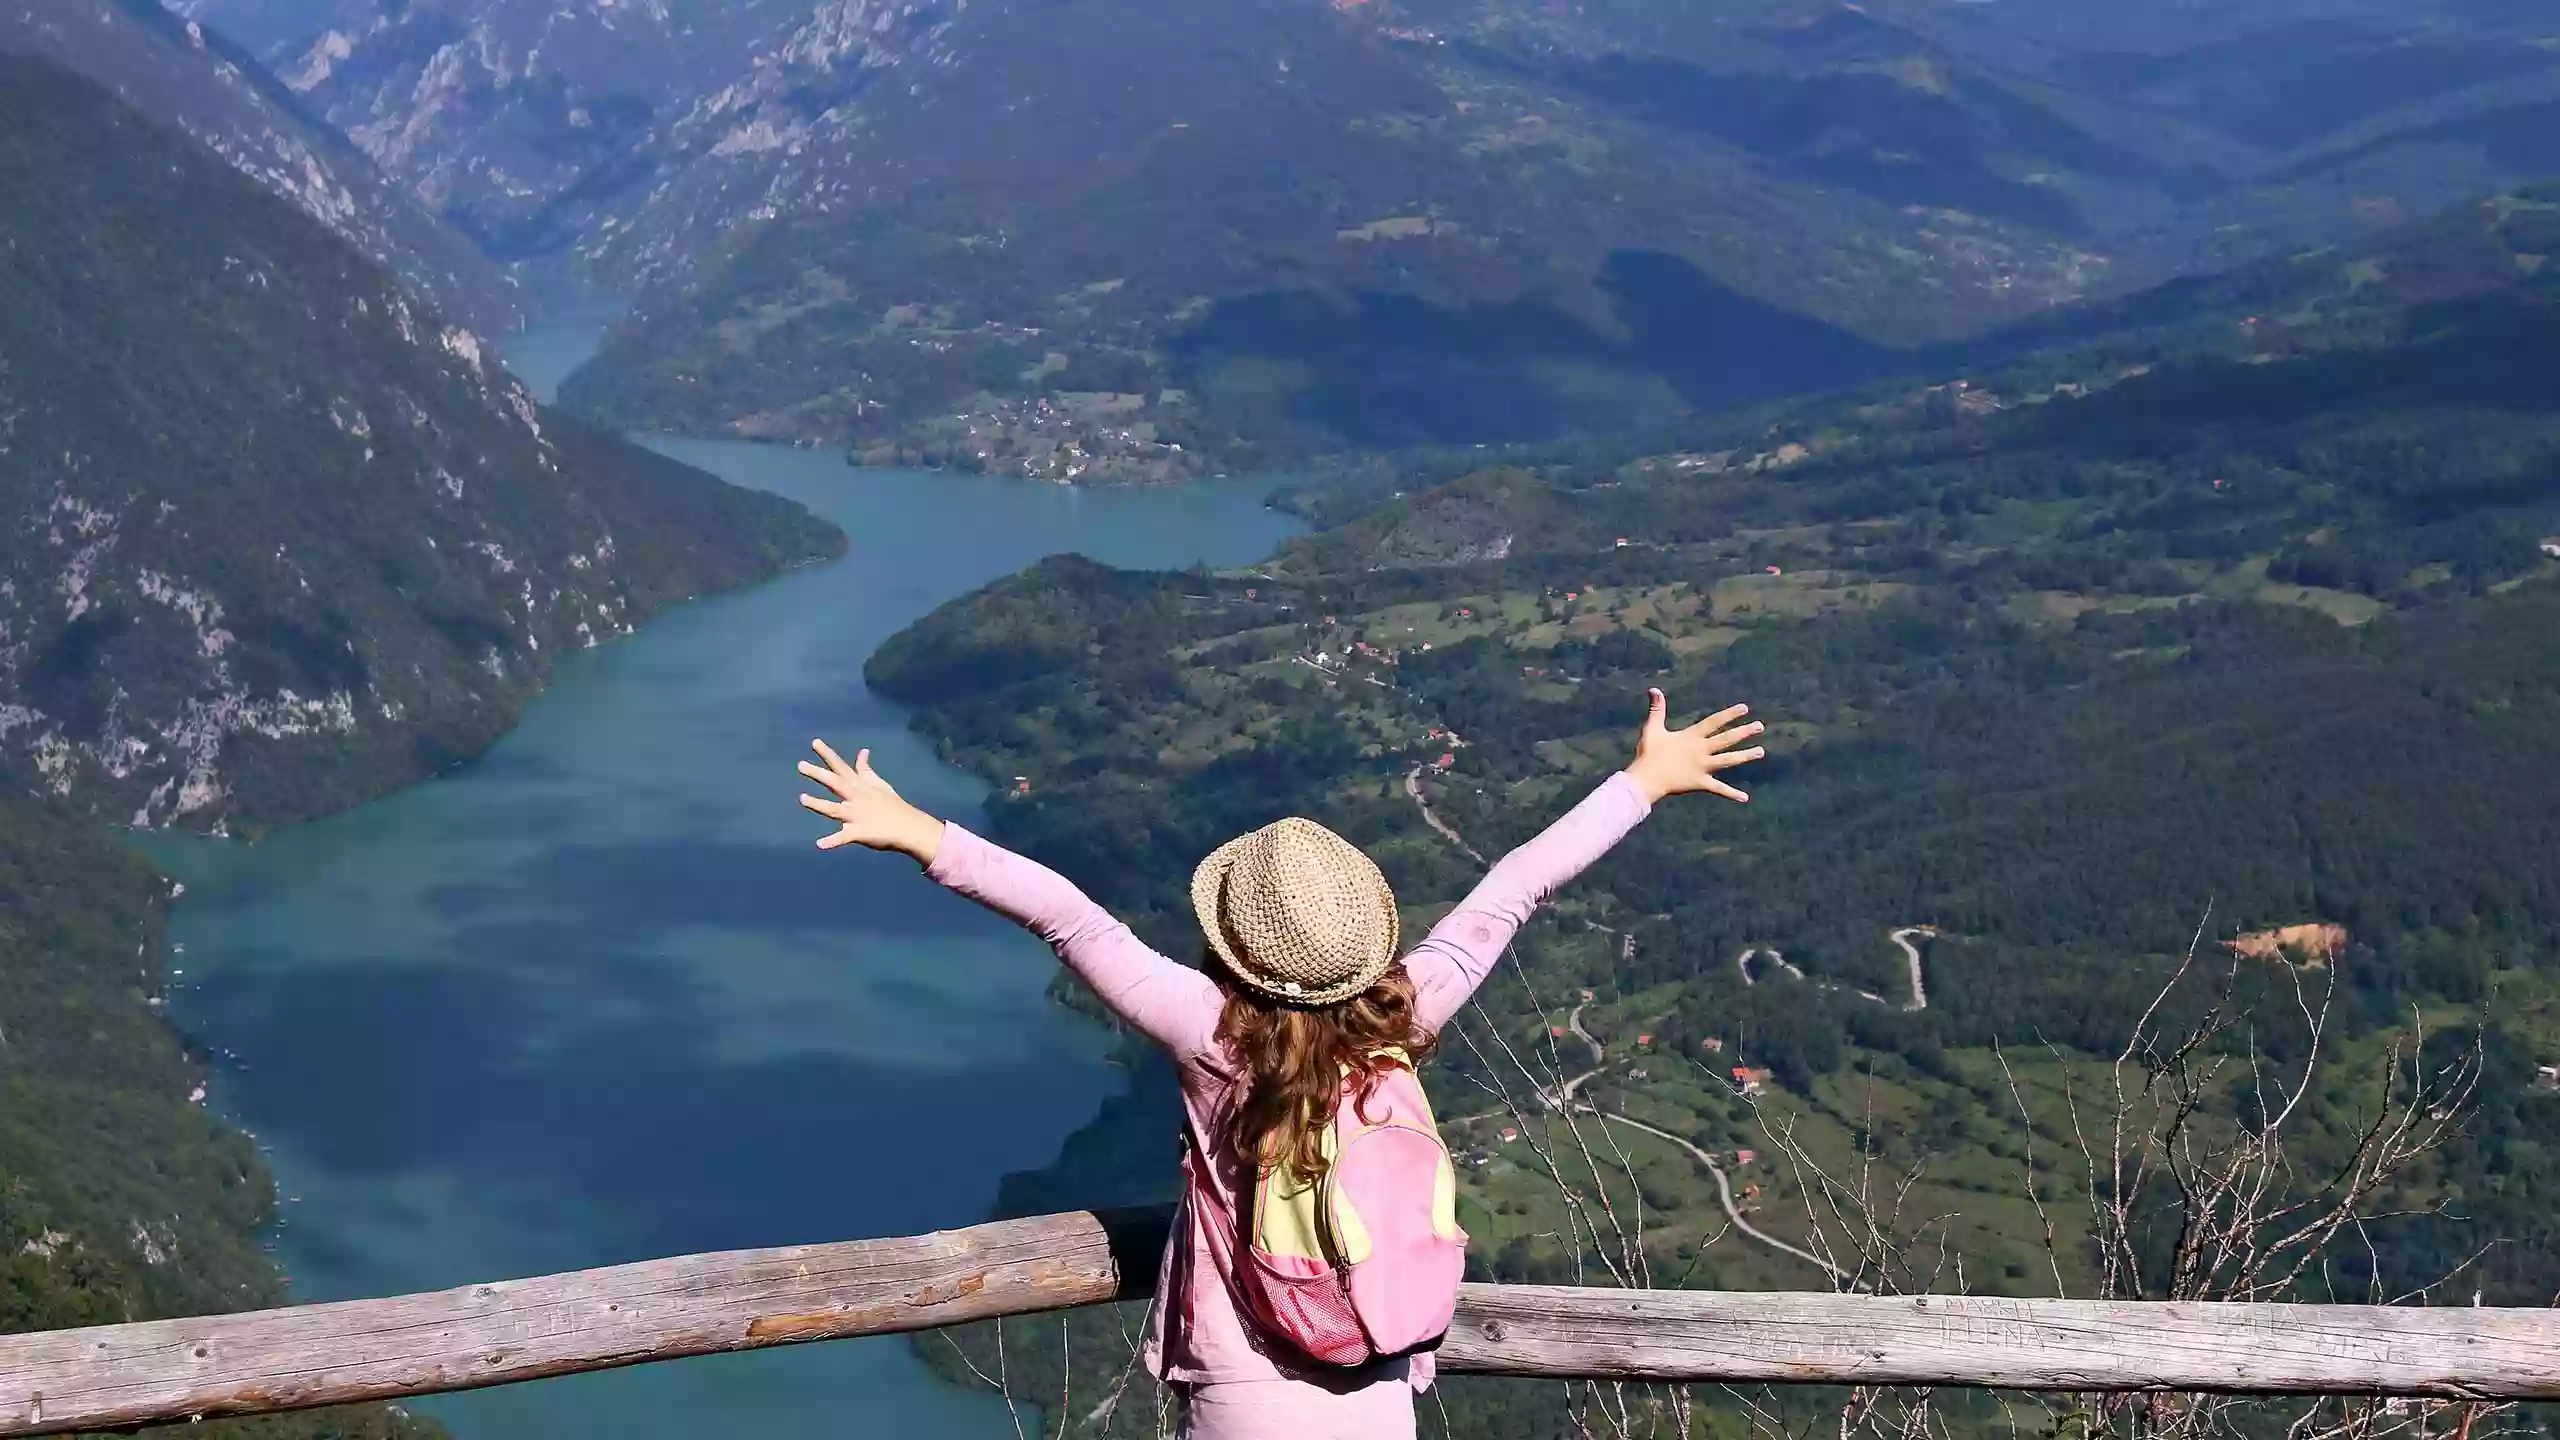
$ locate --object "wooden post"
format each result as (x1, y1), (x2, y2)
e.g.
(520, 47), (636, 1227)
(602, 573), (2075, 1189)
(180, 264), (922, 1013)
(6, 1206), (2558, 1437)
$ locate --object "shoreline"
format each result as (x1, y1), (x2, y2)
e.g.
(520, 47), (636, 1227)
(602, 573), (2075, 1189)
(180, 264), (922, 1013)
(140, 432), (1304, 1439)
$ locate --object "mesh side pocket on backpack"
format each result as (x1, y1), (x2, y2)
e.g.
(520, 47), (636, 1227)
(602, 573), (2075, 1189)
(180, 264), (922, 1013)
(1240, 1247), (1371, 1367)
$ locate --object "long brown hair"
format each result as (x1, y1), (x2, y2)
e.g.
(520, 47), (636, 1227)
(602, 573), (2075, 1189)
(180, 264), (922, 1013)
(1215, 959), (1436, 1186)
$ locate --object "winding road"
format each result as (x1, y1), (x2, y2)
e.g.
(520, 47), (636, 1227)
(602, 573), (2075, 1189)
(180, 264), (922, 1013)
(1404, 748), (1902, 1286)
(1535, 1006), (1854, 1282)
(1404, 764), (1488, 866)
(1890, 926), (1934, 1011)
(1398, 738), (1936, 1019)
(1735, 933), (1932, 1011)
(1588, 1108), (1854, 1286)
(1733, 947), (1807, 986)
(1547, 1001), (1607, 1108)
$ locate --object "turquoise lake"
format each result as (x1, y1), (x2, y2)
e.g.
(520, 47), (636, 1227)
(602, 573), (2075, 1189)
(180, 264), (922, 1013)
(154, 316), (1303, 1437)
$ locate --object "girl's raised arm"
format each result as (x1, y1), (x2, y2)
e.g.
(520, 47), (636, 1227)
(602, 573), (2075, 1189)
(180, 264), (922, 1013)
(1405, 691), (1763, 1034)
(799, 741), (1224, 1060)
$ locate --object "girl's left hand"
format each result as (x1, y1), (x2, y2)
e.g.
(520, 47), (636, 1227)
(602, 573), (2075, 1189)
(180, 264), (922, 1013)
(798, 740), (943, 863)
(1625, 689), (1767, 805)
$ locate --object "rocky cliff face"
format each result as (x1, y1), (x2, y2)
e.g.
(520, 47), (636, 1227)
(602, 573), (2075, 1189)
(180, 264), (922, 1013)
(0, 0), (521, 333)
(270, 0), (966, 293)
(0, 54), (842, 830)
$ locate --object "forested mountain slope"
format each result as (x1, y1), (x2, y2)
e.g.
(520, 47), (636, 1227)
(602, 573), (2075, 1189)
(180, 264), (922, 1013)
(1278, 180), (2560, 536)
(0, 0), (519, 332)
(540, 0), (2560, 476)
(0, 54), (843, 831)
(0, 790), (450, 1440)
(869, 219), (2560, 1430)
(219, 0), (2554, 479)
(0, 49), (848, 1440)
(261, 0), (964, 288)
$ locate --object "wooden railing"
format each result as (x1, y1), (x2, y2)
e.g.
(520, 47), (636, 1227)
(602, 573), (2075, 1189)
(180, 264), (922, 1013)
(5, 1206), (2556, 1436)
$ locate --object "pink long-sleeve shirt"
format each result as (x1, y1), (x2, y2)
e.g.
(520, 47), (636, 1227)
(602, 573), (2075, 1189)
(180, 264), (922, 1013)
(926, 771), (1652, 1389)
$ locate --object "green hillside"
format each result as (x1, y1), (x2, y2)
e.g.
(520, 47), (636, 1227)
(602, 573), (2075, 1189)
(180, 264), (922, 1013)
(0, 789), (450, 1440)
(0, 54), (843, 831)
(871, 226), (2560, 1434)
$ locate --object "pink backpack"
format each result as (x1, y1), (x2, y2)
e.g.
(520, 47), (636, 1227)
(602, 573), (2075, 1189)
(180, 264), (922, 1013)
(1231, 1052), (1468, 1367)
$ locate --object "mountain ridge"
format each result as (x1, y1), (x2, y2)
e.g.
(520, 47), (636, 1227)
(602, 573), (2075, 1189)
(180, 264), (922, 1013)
(179, 0), (2560, 477)
(0, 0), (523, 332)
(0, 52), (843, 830)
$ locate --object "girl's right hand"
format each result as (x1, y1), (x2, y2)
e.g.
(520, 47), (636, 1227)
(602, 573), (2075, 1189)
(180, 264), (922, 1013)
(798, 740), (945, 863)
(1625, 689), (1766, 805)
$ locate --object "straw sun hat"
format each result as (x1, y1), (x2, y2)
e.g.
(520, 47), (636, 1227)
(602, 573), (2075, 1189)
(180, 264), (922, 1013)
(1191, 817), (1401, 1006)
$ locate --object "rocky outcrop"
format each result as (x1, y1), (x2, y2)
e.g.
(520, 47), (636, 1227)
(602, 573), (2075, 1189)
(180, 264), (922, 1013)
(0, 0), (520, 333)
(272, 0), (966, 292)
(0, 56), (841, 829)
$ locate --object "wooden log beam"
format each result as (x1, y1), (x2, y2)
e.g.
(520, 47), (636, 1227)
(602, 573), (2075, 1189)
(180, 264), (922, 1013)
(0, 1207), (1170, 1437)
(6, 1205), (2559, 1437)
(1439, 1287), (2560, 1398)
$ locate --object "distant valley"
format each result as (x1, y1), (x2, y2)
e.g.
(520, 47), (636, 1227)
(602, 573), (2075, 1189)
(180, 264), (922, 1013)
(164, 0), (2560, 480)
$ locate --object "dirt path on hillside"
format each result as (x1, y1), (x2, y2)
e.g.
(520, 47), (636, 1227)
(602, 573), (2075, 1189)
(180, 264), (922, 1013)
(1737, 935), (1929, 1011)
(1734, 947), (1808, 986)
(1405, 764), (1488, 866)
(1890, 926), (1933, 1011)
(1548, 1001), (1606, 1107)
(1397, 743), (1933, 1020)
(1589, 1109), (1854, 1285)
